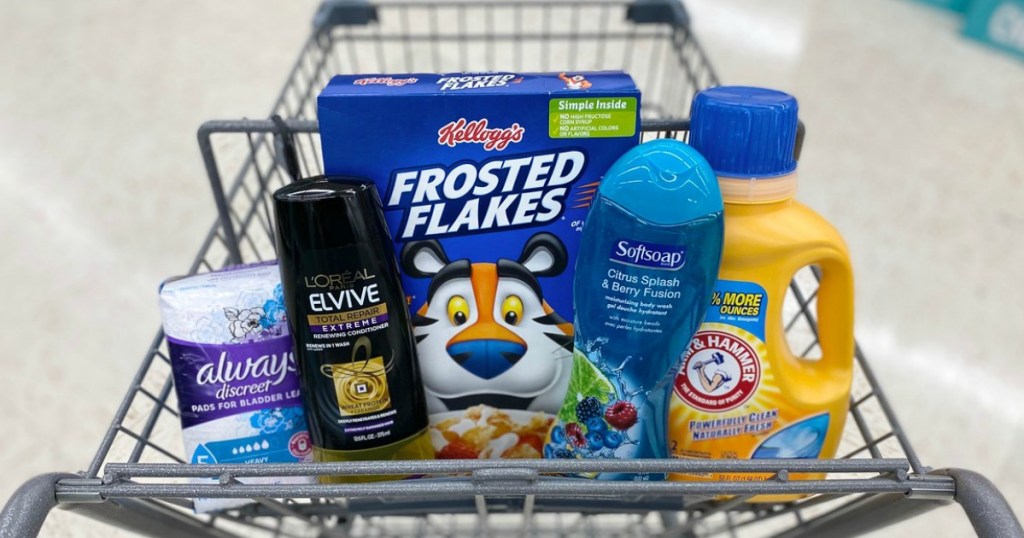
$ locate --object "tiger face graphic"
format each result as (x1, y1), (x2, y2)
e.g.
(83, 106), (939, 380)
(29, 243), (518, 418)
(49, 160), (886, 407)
(400, 232), (574, 415)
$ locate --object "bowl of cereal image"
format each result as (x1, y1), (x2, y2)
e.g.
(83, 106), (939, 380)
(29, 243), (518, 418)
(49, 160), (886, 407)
(430, 405), (554, 459)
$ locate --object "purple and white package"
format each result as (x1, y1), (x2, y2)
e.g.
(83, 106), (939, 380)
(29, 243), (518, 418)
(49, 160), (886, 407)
(159, 262), (314, 512)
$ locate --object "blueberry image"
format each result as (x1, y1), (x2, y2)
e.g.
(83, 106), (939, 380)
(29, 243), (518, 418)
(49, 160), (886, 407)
(544, 445), (555, 459)
(554, 448), (573, 459)
(586, 432), (604, 450)
(550, 425), (566, 444)
(585, 417), (608, 433)
(603, 431), (623, 449)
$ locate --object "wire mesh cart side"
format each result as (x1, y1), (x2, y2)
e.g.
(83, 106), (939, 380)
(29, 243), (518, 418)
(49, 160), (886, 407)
(2, 1), (1022, 537)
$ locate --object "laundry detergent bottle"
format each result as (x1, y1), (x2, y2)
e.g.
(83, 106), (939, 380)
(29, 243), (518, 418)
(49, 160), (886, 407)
(545, 139), (724, 480)
(668, 87), (855, 496)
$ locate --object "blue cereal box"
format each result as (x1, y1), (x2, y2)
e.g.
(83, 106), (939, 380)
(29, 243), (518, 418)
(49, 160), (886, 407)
(317, 71), (639, 459)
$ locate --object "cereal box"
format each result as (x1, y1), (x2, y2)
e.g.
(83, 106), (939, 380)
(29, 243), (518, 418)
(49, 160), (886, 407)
(317, 71), (640, 459)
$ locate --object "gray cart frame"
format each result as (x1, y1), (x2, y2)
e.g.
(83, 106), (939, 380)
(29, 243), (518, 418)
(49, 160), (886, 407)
(2, 1), (1021, 536)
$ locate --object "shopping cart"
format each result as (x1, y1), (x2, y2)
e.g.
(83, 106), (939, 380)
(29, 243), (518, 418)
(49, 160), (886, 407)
(1, 1), (1020, 537)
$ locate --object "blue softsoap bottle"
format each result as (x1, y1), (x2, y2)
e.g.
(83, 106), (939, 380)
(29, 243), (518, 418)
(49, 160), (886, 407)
(544, 139), (724, 480)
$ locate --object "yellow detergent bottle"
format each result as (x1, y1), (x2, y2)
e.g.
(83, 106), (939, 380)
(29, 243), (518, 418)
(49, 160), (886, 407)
(668, 87), (855, 498)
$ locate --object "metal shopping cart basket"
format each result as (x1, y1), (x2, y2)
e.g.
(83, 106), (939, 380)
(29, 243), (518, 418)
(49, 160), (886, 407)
(2, 1), (1020, 537)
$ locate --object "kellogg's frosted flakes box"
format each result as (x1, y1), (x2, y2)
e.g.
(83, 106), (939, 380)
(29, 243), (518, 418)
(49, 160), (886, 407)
(317, 71), (640, 459)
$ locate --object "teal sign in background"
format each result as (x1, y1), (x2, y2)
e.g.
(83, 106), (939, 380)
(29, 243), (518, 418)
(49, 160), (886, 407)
(913, 0), (971, 12)
(964, 0), (1024, 60)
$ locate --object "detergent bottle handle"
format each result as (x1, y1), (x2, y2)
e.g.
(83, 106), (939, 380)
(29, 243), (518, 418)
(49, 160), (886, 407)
(799, 244), (855, 373)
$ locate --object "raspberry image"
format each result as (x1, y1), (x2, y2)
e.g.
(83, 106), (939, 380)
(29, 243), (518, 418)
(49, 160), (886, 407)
(585, 417), (607, 433)
(564, 422), (587, 447)
(437, 440), (479, 459)
(603, 431), (623, 449)
(575, 396), (603, 423)
(586, 432), (604, 450)
(604, 401), (638, 430)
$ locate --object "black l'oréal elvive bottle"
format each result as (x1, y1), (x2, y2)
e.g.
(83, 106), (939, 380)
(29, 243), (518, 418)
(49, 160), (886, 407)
(273, 177), (433, 481)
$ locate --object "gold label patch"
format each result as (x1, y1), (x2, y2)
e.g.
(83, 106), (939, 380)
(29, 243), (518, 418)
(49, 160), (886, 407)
(322, 357), (391, 416)
(320, 337), (393, 416)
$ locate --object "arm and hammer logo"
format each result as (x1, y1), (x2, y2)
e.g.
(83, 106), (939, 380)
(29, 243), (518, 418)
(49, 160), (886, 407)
(675, 330), (761, 412)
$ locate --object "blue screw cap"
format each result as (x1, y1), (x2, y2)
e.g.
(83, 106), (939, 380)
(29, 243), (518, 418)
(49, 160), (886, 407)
(689, 86), (799, 179)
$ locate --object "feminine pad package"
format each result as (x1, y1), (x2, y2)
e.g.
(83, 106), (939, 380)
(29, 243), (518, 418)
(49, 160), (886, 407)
(317, 71), (640, 459)
(159, 262), (314, 512)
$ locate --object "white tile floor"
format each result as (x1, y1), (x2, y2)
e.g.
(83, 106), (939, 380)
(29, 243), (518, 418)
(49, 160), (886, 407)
(0, 1), (1020, 537)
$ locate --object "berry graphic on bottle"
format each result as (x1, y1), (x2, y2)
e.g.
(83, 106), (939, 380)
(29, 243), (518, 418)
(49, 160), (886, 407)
(556, 351), (614, 425)
(564, 423), (586, 448)
(604, 401), (638, 430)
(585, 417), (608, 434)
(550, 425), (566, 444)
(603, 431), (624, 449)
(575, 397), (603, 423)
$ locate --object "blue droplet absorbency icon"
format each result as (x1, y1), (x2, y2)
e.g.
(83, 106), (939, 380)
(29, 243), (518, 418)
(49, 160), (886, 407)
(752, 413), (830, 459)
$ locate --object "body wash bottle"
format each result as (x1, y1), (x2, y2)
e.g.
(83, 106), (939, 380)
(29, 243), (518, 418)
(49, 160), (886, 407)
(544, 139), (724, 480)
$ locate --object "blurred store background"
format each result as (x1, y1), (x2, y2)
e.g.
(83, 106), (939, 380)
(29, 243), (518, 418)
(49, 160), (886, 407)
(0, 1), (1020, 536)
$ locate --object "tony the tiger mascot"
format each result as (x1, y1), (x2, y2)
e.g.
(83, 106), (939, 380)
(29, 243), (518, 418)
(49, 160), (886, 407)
(400, 232), (573, 415)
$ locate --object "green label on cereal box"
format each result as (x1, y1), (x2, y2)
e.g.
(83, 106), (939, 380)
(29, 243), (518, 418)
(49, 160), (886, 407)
(549, 98), (637, 139)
